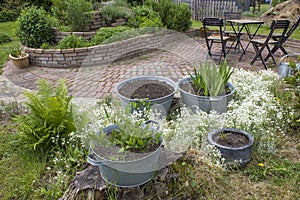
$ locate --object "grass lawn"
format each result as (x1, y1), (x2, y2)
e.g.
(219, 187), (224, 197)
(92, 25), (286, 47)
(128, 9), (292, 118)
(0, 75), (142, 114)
(0, 21), (20, 73)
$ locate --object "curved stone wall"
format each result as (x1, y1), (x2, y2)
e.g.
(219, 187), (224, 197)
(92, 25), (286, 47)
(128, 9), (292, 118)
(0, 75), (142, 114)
(24, 31), (193, 68)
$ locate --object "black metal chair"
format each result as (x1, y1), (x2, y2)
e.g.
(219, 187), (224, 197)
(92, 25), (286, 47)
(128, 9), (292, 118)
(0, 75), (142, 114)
(250, 19), (290, 69)
(265, 16), (300, 61)
(203, 17), (230, 64)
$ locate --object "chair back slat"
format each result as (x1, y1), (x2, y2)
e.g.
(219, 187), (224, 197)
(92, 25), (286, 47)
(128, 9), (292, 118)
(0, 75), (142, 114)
(203, 17), (225, 26)
(224, 12), (241, 20)
(286, 15), (300, 37)
(273, 20), (290, 29)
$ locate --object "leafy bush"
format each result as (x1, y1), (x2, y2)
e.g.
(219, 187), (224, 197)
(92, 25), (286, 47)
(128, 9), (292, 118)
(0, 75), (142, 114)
(173, 4), (192, 32)
(16, 6), (55, 48)
(51, 0), (68, 26)
(100, 2), (130, 22)
(90, 26), (131, 45)
(127, 0), (143, 6)
(40, 42), (50, 49)
(66, 0), (92, 31)
(127, 6), (163, 28)
(0, 33), (12, 44)
(0, 9), (20, 22)
(145, 0), (191, 31)
(14, 79), (76, 153)
(58, 35), (89, 49)
(114, 0), (129, 8)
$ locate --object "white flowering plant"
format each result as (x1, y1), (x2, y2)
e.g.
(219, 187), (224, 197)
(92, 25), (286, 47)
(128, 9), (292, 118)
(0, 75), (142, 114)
(73, 69), (291, 168)
(162, 69), (288, 161)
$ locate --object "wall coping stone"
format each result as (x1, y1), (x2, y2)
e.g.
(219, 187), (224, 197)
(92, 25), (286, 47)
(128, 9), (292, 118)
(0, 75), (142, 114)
(24, 29), (198, 68)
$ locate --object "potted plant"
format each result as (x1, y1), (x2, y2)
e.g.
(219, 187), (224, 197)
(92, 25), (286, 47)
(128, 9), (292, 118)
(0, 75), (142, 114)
(207, 128), (254, 167)
(9, 48), (29, 69)
(115, 76), (177, 116)
(178, 61), (235, 113)
(87, 115), (163, 187)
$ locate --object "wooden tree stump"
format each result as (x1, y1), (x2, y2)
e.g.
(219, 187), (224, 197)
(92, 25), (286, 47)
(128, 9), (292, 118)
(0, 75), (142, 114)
(61, 149), (182, 200)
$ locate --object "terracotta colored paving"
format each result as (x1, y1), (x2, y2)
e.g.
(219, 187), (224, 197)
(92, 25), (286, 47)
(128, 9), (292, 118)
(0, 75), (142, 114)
(2, 36), (298, 99)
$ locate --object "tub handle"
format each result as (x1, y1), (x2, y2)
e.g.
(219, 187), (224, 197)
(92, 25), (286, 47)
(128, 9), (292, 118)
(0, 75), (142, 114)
(87, 153), (103, 166)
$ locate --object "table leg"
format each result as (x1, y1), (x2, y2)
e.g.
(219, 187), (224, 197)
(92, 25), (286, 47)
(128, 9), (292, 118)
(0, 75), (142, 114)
(227, 22), (245, 54)
(239, 23), (262, 61)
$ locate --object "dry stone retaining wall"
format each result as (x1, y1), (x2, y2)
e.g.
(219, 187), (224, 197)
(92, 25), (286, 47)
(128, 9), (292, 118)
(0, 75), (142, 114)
(24, 32), (188, 68)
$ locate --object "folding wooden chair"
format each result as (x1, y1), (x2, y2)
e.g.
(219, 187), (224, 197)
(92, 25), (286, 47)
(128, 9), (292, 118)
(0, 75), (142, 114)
(265, 16), (300, 62)
(250, 19), (290, 69)
(203, 17), (230, 64)
(223, 12), (244, 52)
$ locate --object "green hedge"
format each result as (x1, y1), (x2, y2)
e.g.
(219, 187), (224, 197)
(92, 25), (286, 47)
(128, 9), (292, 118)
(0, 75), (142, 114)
(0, 10), (20, 22)
(17, 6), (55, 48)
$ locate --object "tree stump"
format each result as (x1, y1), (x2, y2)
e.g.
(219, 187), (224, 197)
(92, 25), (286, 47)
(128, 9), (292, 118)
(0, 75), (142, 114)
(61, 149), (182, 200)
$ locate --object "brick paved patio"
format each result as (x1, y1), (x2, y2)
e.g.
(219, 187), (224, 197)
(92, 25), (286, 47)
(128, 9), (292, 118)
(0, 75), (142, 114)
(1, 36), (299, 100)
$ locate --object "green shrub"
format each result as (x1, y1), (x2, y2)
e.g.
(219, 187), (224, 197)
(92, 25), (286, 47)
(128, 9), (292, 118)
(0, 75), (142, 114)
(51, 0), (68, 26)
(146, 0), (191, 31)
(16, 6), (55, 48)
(40, 42), (50, 49)
(23, 0), (53, 12)
(127, 6), (163, 28)
(127, 0), (143, 6)
(173, 4), (192, 32)
(91, 26), (131, 45)
(14, 79), (76, 153)
(58, 35), (88, 49)
(0, 33), (12, 44)
(100, 4), (130, 22)
(66, 0), (92, 31)
(0, 10), (20, 22)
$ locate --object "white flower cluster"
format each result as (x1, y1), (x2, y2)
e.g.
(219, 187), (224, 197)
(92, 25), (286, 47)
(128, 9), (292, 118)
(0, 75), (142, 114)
(163, 69), (284, 155)
(74, 69), (287, 161)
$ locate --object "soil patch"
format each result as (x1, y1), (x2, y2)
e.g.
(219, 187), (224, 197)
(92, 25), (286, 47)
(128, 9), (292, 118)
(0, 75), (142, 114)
(118, 79), (174, 100)
(92, 140), (161, 162)
(260, 0), (300, 25)
(213, 131), (250, 148)
(179, 82), (231, 96)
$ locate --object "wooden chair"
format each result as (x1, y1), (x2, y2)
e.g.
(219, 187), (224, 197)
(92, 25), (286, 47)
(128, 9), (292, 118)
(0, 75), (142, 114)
(250, 19), (290, 69)
(203, 17), (230, 64)
(265, 16), (300, 62)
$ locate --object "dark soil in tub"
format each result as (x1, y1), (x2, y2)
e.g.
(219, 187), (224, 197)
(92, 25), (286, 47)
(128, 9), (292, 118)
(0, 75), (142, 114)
(213, 131), (250, 148)
(118, 79), (174, 100)
(92, 140), (161, 161)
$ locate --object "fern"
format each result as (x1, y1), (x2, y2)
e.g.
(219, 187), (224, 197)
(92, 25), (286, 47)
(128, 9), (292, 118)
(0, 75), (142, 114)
(14, 79), (76, 154)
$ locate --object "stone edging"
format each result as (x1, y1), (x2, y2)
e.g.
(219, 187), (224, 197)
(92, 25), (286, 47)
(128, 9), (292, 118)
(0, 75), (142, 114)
(24, 31), (195, 68)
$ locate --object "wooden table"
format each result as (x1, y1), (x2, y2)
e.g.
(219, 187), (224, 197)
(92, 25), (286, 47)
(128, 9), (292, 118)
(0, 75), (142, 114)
(227, 19), (264, 61)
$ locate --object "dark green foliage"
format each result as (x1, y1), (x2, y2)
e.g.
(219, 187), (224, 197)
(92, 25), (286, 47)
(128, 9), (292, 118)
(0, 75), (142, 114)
(90, 26), (131, 45)
(127, 0), (143, 6)
(16, 6), (55, 48)
(0, 33), (12, 44)
(0, 9), (20, 22)
(23, 0), (53, 12)
(127, 6), (163, 28)
(51, 0), (68, 26)
(14, 79), (76, 153)
(173, 4), (192, 32)
(58, 35), (89, 49)
(66, 0), (92, 31)
(0, 0), (24, 21)
(40, 42), (50, 49)
(145, 0), (191, 31)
